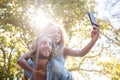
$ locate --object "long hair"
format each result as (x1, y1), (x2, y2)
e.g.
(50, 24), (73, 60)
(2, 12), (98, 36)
(42, 22), (68, 48)
(29, 34), (56, 61)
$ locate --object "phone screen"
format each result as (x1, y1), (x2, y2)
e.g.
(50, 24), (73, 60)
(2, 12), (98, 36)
(88, 12), (96, 25)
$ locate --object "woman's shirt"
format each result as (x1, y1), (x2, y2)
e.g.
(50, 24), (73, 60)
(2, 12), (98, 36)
(54, 46), (65, 65)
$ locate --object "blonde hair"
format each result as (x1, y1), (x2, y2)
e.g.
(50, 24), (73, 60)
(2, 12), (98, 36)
(42, 22), (68, 47)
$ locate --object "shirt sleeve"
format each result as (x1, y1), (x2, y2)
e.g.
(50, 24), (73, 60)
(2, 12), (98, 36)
(23, 58), (35, 80)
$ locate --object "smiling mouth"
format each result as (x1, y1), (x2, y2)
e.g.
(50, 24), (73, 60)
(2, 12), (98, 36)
(44, 50), (51, 53)
(55, 38), (59, 41)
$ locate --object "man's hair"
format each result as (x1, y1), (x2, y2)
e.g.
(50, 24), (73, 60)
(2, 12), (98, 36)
(29, 34), (56, 61)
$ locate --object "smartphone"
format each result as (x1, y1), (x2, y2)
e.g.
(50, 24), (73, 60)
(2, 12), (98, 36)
(88, 12), (96, 25)
(88, 12), (99, 28)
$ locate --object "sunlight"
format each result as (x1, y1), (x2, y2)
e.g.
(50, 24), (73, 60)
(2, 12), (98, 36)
(27, 7), (50, 30)
(34, 9), (49, 27)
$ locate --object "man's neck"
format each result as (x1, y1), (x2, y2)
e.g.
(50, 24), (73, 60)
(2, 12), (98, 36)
(35, 58), (48, 68)
(39, 55), (49, 60)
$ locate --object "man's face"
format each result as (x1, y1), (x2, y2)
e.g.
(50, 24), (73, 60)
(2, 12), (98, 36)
(38, 36), (52, 58)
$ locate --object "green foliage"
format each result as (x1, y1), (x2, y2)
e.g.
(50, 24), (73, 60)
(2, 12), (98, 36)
(48, 0), (89, 38)
(0, 25), (31, 78)
(98, 59), (120, 80)
(0, 0), (120, 80)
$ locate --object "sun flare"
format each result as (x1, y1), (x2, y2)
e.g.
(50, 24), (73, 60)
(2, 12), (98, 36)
(34, 9), (49, 27)
(27, 7), (50, 30)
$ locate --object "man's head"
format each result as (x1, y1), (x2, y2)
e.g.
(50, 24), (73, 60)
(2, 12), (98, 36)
(30, 34), (55, 60)
(37, 35), (55, 59)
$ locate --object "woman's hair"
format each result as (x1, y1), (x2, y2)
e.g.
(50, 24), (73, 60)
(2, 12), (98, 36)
(29, 34), (56, 61)
(42, 22), (68, 48)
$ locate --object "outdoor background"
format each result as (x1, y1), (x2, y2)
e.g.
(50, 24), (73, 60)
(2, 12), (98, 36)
(0, 0), (120, 80)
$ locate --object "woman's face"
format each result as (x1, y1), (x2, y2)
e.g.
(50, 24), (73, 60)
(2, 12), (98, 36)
(47, 25), (61, 44)
(38, 36), (52, 58)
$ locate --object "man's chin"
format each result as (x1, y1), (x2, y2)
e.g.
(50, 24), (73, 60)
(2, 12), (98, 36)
(39, 55), (49, 59)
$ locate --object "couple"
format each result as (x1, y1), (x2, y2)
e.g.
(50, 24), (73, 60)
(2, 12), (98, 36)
(17, 22), (99, 80)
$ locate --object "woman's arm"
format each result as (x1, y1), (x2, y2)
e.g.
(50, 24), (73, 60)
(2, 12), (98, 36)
(64, 26), (99, 57)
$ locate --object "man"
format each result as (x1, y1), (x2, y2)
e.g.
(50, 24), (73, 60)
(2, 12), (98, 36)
(17, 34), (73, 80)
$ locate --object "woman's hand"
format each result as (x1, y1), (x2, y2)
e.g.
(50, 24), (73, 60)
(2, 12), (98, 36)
(91, 25), (100, 41)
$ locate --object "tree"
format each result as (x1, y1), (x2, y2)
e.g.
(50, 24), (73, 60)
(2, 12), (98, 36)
(95, 0), (120, 30)
(1, 0), (120, 80)
(0, 0), (91, 79)
(0, 0), (33, 79)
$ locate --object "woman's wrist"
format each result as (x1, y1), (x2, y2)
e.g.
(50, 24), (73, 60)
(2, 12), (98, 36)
(90, 38), (97, 44)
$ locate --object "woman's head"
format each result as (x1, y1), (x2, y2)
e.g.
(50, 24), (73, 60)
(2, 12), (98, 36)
(43, 22), (66, 47)
(29, 34), (55, 60)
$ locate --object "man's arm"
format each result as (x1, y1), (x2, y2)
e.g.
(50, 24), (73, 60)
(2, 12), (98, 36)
(24, 75), (29, 80)
(17, 52), (34, 73)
